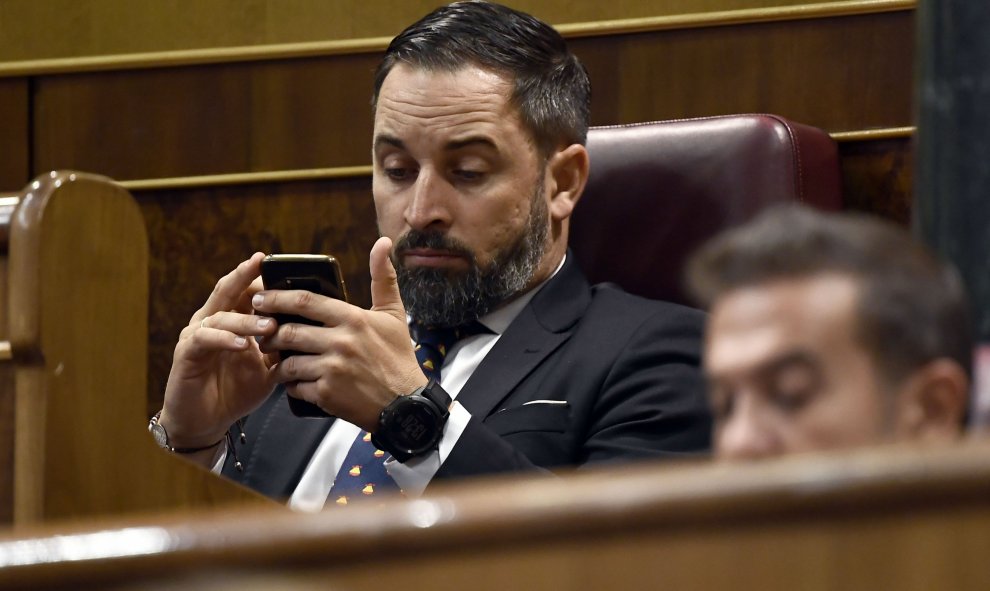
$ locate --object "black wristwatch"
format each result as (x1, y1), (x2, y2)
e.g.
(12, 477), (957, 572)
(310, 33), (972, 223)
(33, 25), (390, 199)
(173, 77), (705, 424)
(371, 378), (452, 463)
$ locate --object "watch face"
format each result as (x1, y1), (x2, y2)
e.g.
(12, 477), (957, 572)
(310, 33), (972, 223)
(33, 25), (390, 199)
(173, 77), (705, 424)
(390, 397), (442, 454)
(149, 423), (168, 448)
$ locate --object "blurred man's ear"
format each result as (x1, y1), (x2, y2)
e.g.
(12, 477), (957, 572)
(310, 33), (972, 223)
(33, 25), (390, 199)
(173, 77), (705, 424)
(894, 358), (970, 442)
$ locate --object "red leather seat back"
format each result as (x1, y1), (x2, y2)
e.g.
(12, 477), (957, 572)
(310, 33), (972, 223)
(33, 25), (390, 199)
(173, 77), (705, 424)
(570, 114), (842, 306)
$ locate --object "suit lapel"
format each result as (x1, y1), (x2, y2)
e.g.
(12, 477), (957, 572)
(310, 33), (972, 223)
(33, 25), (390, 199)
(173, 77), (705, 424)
(457, 254), (591, 419)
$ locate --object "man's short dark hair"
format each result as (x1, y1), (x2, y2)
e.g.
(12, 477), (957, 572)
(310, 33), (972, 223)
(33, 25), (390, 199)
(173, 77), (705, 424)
(687, 205), (974, 383)
(372, 0), (591, 156)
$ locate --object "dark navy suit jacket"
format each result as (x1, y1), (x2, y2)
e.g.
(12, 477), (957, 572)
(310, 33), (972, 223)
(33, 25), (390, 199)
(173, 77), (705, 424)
(222, 255), (711, 500)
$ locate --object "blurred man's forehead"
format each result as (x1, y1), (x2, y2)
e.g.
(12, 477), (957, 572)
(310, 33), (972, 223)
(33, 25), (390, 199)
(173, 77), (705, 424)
(705, 274), (862, 376)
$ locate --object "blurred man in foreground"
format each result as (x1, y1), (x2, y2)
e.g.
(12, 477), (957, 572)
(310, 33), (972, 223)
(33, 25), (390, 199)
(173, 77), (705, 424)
(688, 205), (972, 460)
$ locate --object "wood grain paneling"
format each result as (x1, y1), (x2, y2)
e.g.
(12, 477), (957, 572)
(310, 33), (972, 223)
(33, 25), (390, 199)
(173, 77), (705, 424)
(579, 11), (914, 131)
(0, 0), (881, 64)
(135, 176), (378, 411)
(0, 79), (29, 190)
(838, 134), (913, 224)
(32, 10), (912, 181)
(32, 55), (379, 180)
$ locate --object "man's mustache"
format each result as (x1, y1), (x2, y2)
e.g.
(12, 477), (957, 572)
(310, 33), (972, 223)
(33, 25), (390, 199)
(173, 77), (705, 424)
(392, 230), (476, 265)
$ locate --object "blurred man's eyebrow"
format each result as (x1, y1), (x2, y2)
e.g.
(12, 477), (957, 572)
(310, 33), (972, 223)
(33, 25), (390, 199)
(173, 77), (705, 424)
(704, 351), (818, 382)
(761, 351), (821, 377)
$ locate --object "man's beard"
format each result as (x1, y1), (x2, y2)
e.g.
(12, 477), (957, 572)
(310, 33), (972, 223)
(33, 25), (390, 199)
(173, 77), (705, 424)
(392, 184), (550, 328)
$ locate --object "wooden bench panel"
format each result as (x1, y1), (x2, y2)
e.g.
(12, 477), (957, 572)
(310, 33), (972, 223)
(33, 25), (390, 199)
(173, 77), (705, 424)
(0, 172), (275, 525)
(1, 440), (989, 590)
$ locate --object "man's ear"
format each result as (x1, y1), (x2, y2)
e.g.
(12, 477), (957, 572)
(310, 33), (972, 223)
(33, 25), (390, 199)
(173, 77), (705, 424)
(894, 358), (970, 442)
(546, 144), (589, 223)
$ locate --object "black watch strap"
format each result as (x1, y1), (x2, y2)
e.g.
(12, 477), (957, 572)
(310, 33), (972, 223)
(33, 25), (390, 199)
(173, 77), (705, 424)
(420, 377), (452, 418)
(372, 378), (451, 462)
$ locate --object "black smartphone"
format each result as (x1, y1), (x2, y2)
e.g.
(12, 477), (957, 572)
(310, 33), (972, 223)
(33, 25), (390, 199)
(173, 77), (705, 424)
(260, 254), (348, 418)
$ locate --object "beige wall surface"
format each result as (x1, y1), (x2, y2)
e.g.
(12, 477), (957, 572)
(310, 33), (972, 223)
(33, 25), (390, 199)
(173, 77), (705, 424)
(0, 0), (882, 62)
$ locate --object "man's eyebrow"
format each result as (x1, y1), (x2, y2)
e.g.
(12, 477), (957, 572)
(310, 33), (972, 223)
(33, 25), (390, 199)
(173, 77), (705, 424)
(707, 350), (820, 385)
(372, 135), (497, 153)
(760, 351), (821, 377)
(445, 136), (498, 151)
(373, 135), (405, 152)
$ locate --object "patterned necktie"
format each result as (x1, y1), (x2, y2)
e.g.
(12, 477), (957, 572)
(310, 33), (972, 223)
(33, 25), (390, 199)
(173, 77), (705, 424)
(410, 322), (487, 381)
(326, 320), (489, 507)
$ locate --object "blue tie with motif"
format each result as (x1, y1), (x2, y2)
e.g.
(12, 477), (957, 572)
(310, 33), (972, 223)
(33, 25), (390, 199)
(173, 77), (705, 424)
(325, 321), (488, 507)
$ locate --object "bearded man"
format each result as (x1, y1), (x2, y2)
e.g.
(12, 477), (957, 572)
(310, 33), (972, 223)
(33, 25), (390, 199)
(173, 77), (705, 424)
(155, 1), (710, 510)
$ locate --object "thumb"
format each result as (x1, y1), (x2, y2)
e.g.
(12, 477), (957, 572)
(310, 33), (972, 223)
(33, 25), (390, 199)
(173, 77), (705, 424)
(369, 236), (405, 318)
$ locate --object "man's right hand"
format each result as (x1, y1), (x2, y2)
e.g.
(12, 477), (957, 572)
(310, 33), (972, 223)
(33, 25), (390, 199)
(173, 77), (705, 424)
(159, 253), (279, 457)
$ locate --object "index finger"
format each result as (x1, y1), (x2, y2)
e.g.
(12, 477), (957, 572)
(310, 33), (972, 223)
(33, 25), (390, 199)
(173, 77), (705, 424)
(252, 288), (353, 327)
(192, 252), (267, 323)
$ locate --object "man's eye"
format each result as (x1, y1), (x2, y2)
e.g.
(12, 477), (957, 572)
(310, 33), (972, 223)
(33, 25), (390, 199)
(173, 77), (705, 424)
(385, 167), (411, 181)
(769, 382), (815, 412)
(766, 364), (820, 413)
(453, 169), (484, 181)
(707, 384), (734, 419)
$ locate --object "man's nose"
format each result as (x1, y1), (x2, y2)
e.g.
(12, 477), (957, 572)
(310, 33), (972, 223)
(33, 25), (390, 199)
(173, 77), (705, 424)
(404, 169), (453, 231)
(716, 396), (782, 461)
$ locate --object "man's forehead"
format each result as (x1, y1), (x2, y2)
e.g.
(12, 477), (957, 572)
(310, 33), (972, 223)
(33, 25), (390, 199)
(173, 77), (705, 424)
(705, 274), (862, 374)
(712, 274), (861, 327)
(372, 64), (532, 154)
(377, 64), (514, 110)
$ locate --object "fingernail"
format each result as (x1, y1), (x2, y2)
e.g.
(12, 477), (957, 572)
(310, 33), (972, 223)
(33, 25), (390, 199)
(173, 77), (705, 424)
(234, 336), (247, 347)
(252, 294), (264, 308)
(257, 317), (271, 329)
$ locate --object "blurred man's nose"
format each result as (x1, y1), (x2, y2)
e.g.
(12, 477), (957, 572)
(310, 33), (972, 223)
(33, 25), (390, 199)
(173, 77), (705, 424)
(716, 395), (782, 461)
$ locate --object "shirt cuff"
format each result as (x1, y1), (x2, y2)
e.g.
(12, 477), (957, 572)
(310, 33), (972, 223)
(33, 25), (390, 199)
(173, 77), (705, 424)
(385, 400), (472, 496)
